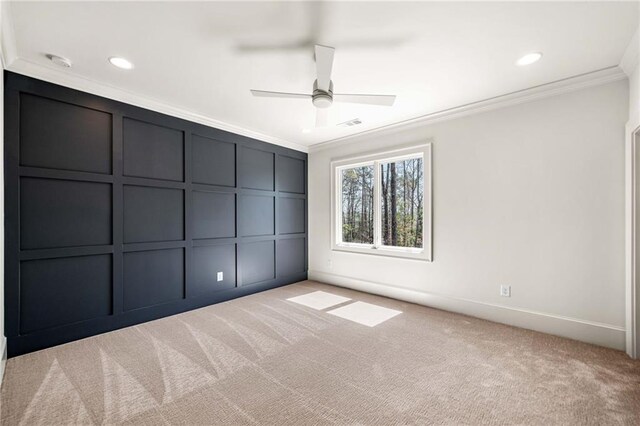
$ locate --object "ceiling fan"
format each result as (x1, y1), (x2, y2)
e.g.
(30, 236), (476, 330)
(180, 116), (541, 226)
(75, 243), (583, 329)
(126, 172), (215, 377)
(250, 45), (396, 127)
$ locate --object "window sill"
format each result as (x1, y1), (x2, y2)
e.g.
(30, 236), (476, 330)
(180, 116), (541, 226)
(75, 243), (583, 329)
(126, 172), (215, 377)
(332, 244), (432, 261)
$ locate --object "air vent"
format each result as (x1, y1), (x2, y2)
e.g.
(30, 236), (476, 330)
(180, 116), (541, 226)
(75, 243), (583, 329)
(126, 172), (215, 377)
(337, 118), (362, 128)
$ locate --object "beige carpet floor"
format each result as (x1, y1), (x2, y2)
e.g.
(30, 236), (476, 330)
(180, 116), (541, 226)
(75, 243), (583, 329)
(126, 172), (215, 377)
(1, 280), (639, 425)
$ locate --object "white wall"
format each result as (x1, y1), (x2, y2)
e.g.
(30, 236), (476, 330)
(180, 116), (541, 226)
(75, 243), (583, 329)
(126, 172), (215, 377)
(630, 65), (639, 127)
(628, 51), (639, 358)
(0, 41), (5, 384)
(309, 80), (629, 349)
(0, 2), (7, 385)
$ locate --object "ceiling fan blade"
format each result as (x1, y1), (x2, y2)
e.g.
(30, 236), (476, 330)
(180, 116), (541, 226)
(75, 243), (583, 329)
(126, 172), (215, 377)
(315, 108), (329, 128)
(237, 39), (314, 52)
(332, 37), (408, 50)
(315, 45), (335, 92)
(250, 90), (311, 100)
(333, 93), (396, 106)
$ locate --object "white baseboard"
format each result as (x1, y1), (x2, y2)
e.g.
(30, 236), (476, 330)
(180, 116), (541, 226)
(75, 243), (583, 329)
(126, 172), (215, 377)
(0, 336), (6, 388)
(309, 270), (626, 351)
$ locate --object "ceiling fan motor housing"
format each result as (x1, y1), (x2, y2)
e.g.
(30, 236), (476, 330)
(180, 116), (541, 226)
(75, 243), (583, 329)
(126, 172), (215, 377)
(312, 80), (333, 108)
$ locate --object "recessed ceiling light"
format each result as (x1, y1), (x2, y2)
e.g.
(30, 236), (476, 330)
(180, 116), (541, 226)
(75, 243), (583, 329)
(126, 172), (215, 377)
(46, 54), (72, 68)
(302, 128), (312, 134)
(516, 52), (542, 66)
(109, 56), (134, 70)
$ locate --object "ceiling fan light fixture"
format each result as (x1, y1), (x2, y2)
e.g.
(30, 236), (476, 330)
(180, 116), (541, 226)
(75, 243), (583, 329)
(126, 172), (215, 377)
(312, 94), (333, 108)
(312, 79), (334, 108)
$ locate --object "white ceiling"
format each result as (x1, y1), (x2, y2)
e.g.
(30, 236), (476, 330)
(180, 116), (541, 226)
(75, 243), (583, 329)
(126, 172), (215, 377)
(3, 1), (638, 150)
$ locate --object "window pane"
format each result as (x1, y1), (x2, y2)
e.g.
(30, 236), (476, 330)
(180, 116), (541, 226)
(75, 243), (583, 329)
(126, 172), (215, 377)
(341, 165), (374, 244)
(380, 158), (424, 248)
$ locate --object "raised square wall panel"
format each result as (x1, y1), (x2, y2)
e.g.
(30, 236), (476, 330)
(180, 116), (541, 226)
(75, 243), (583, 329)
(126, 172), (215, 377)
(192, 244), (236, 295)
(277, 238), (306, 277)
(20, 94), (112, 174)
(123, 248), (185, 311)
(20, 255), (112, 334)
(278, 155), (305, 194)
(192, 191), (236, 239)
(123, 118), (184, 181)
(241, 147), (274, 191)
(20, 178), (112, 250)
(278, 197), (305, 235)
(192, 135), (235, 187)
(239, 195), (274, 237)
(124, 185), (184, 243)
(240, 240), (275, 285)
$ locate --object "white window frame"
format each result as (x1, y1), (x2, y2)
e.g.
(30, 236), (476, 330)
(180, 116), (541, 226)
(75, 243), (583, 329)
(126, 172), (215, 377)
(331, 143), (432, 261)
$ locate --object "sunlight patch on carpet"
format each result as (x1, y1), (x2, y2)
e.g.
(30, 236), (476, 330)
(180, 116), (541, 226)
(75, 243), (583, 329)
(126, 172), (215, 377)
(286, 291), (351, 310)
(327, 301), (402, 327)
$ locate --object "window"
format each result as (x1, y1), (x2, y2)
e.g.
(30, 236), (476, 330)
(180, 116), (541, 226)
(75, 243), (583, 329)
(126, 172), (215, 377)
(332, 144), (432, 260)
(341, 165), (374, 244)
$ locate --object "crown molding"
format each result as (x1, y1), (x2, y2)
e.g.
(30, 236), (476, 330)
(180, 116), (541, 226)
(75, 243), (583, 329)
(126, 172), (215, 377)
(0, 0), (17, 69)
(4, 57), (308, 153)
(0, 57), (626, 158)
(309, 66), (627, 153)
(621, 28), (639, 77)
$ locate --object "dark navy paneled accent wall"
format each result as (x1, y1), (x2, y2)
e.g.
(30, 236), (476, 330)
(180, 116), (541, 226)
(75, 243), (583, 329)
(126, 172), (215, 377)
(4, 72), (308, 357)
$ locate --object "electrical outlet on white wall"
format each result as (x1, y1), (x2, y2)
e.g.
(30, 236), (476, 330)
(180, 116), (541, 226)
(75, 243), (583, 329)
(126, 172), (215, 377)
(500, 285), (511, 297)
(217, 272), (223, 282)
